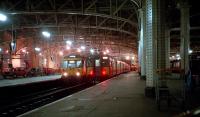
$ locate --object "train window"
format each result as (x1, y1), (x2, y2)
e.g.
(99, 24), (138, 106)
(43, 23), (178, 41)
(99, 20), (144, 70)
(68, 61), (76, 68)
(101, 59), (109, 67)
(62, 61), (68, 68)
(76, 61), (82, 67)
(95, 59), (100, 67)
(87, 59), (93, 67)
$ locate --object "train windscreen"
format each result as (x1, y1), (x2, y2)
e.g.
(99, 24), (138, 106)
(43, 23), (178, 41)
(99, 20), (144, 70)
(62, 60), (82, 68)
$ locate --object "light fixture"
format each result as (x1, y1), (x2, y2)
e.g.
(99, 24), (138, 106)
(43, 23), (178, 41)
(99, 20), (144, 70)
(176, 54), (180, 57)
(77, 48), (81, 52)
(131, 56), (135, 60)
(35, 47), (41, 52)
(80, 46), (85, 50)
(0, 13), (7, 22)
(79, 37), (84, 40)
(22, 49), (26, 53)
(90, 48), (94, 54)
(39, 53), (42, 56)
(0, 48), (2, 52)
(126, 56), (130, 60)
(66, 46), (71, 50)
(189, 49), (193, 54)
(106, 49), (109, 53)
(66, 40), (72, 45)
(5, 50), (9, 53)
(42, 31), (51, 38)
(59, 51), (63, 56)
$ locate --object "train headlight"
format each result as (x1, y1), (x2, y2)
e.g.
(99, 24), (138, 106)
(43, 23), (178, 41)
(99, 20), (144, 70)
(76, 72), (80, 76)
(63, 72), (68, 76)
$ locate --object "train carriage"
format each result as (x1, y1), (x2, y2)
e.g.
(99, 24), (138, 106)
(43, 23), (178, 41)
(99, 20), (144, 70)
(61, 54), (87, 85)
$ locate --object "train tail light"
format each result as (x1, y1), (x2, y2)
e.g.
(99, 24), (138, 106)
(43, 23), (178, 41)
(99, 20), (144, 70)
(102, 69), (106, 75)
(90, 70), (94, 76)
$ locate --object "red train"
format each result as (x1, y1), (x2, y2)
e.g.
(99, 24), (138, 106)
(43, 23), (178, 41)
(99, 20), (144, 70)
(60, 53), (131, 83)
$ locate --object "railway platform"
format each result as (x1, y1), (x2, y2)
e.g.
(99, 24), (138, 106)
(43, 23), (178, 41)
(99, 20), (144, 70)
(0, 75), (62, 88)
(19, 72), (173, 117)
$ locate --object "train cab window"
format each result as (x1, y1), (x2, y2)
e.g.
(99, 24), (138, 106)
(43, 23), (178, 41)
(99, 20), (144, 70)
(68, 61), (76, 68)
(76, 60), (82, 67)
(62, 61), (68, 68)
(87, 59), (93, 67)
(95, 59), (100, 67)
(101, 59), (109, 67)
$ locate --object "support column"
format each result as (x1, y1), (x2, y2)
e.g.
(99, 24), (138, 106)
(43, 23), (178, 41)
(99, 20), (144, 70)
(165, 28), (170, 69)
(144, 0), (158, 97)
(144, 0), (168, 97)
(145, 0), (157, 88)
(138, 8), (146, 79)
(180, 1), (190, 75)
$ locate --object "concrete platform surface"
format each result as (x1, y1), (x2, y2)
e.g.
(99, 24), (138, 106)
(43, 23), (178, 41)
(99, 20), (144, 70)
(19, 72), (172, 117)
(0, 75), (62, 87)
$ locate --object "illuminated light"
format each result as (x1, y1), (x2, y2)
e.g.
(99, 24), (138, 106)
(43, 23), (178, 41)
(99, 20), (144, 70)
(6, 50), (9, 53)
(79, 37), (84, 40)
(44, 58), (47, 61)
(42, 31), (51, 38)
(176, 54), (180, 57)
(103, 57), (108, 59)
(12, 55), (21, 67)
(103, 51), (106, 55)
(90, 70), (94, 75)
(66, 46), (71, 50)
(80, 46), (85, 50)
(189, 49), (193, 54)
(69, 55), (76, 58)
(126, 56), (130, 60)
(35, 47), (41, 52)
(0, 13), (7, 21)
(177, 57), (181, 60)
(102, 70), (106, 75)
(22, 49), (26, 53)
(11, 42), (14, 47)
(76, 72), (80, 76)
(131, 57), (135, 60)
(63, 72), (68, 76)
(66, 40), (72, 45)
(0, 48), (2, 52)
(39, 53), (42, 56)
(77, 48), (81, 52)
(106, 49), (109, 53)
(59, 51), (63, 56)
(26, 52), (29, 54)
(69, 61), (75, 63)
(117, 61), (120, 63)
(90, 48), (94, 54)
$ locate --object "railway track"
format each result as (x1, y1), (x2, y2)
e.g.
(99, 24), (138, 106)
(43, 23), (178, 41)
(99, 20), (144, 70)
(0, 82), (92, 117)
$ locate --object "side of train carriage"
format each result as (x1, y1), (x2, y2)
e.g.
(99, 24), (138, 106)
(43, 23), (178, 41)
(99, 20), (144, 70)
(60, 53), (131, 84)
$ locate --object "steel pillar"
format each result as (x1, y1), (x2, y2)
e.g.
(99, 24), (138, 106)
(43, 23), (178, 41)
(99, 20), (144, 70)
(180, 2), (190, 75)
(138, 8), (146, 79)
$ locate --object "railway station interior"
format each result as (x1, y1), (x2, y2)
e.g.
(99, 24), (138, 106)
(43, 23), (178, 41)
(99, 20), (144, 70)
(0, 0), (200, 117)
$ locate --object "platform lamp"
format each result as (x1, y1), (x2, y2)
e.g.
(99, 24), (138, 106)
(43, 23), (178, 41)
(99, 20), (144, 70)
(0, 12), (7, 22)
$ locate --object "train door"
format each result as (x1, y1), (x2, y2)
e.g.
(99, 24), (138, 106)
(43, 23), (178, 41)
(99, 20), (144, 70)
(94, 59), (101, 81)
